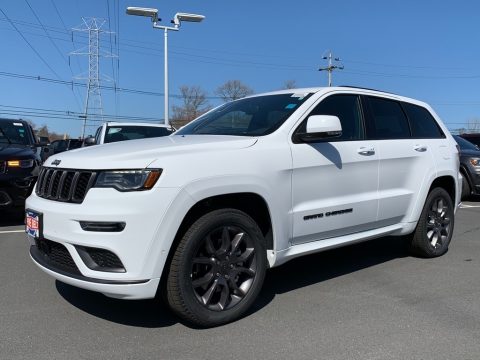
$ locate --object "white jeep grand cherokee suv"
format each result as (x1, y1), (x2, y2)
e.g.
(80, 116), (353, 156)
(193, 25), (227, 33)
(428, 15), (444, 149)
(26, 87), (461, 327)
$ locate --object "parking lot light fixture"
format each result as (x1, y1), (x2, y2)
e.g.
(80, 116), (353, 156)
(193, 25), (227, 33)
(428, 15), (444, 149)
(126, 6), (205, 127)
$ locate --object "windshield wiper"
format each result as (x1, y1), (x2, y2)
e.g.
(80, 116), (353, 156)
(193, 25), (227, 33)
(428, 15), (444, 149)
(0, 127), (12, 144)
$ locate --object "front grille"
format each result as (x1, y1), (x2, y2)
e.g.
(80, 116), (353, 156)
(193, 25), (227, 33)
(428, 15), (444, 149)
(36, 167), (96, 203)
(0, 160), (5, 174)
(36, 238), (80, 275)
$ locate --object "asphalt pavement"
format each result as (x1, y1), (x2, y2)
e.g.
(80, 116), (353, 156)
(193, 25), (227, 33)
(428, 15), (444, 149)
(1, 202), (480, 360)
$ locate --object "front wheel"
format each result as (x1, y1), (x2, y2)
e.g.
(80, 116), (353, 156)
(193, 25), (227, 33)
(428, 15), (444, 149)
(407, 187), (455, 258)
(165, 208), (267, 327)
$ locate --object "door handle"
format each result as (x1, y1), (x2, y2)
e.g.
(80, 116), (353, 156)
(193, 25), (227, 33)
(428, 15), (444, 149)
(357, 147), (375, 156)
(414, 145), (427, 152)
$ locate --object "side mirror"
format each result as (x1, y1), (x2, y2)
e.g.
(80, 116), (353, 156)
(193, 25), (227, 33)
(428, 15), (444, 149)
(294, 115), (342, 143)
(83, 137), (96, 146)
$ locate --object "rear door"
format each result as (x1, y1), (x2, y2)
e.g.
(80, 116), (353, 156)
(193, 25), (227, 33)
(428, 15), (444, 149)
(290, 94), (379, 244)
(363, 96), (436, 225)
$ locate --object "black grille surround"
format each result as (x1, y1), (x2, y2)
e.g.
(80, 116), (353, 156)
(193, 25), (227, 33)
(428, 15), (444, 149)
(35, 238), (81, 275)
(0, 160), (5, 174)
(35, 167), (97, 203)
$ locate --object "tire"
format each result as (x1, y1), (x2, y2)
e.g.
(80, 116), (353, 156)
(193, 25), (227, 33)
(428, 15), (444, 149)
(461, 173), (471, 200)
(407, 187), (454, 258)
(165, 208), (267, 327)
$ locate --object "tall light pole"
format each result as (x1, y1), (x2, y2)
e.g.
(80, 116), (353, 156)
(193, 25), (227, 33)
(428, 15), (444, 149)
(126, 7), (205, 127)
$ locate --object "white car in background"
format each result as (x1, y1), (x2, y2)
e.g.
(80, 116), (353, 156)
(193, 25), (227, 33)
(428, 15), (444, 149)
(84, 122), (175, 146)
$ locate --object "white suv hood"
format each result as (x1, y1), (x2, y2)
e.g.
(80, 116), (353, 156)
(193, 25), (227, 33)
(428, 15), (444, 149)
(44, 135), (258, 170)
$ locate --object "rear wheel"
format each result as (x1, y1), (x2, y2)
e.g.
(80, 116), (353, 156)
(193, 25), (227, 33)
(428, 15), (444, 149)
(407, 187), (454, 258)
(166, 208), (267, 327)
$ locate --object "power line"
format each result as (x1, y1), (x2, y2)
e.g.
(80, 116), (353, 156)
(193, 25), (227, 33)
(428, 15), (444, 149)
(0, 7), (61, 79)
(24, 0), (82, 111)
(0, 104), (164, 122)
(3, 18), (479, 76)
(0, 70), (224, 99)
(49, 0), (84, 78)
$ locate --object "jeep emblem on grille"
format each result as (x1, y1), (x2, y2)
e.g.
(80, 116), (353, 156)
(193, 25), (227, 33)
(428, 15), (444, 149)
(51, 159), (61, 166)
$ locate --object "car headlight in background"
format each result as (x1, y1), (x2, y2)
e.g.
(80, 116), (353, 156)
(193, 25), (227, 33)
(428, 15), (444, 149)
(469, 158), (480, 167)
(7, 159), (35, 168)
(94, 169), (162, 191)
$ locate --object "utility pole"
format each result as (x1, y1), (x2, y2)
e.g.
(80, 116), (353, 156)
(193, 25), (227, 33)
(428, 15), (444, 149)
(318, 50), (344, 87)
(71, 18), (116, 138)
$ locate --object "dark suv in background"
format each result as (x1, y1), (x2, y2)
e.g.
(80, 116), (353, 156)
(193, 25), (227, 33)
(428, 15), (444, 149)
(453, 135), (480, 199)
(0, 118), (42, 212)
(40, 138), (83, 162)
(459, 133), (480, 147)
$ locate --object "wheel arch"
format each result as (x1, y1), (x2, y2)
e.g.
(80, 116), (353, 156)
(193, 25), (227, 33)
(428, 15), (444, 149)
(429, 175), (457, 205)
(409, 174), (458, 225)
(173, 192), (274, 251)
(157, 191), (275, 297)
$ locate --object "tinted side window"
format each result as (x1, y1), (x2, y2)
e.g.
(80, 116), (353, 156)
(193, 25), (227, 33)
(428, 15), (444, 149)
(366, 97), (410, 139)
(297, 95), (363, 141)
(402, 103), (444, 139)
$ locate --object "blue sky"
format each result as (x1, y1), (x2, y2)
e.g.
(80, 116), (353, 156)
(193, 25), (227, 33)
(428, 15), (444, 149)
(1, 0), (480, 137)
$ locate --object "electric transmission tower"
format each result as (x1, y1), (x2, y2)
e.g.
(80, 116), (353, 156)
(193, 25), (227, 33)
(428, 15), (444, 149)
(71, 18), (116, 138)
(319, 50), (344, 87)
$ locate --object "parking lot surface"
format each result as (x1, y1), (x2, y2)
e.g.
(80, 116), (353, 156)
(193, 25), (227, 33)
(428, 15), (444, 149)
(1, 203), (479, 360)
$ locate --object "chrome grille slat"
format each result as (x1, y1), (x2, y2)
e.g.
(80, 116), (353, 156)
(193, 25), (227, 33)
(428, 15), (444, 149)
(47, 170), (59, 198)
(69, 172), (81, 202)
(35, 167), (96, 204)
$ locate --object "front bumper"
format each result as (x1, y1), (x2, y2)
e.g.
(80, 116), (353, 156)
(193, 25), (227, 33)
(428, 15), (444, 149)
(30, 245), (160, 299)
(26, 185), (187, 299)
(0, 175), (36, 208)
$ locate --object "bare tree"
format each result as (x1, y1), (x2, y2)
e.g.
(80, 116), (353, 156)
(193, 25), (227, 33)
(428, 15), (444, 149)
(282, 79), (297, 89)
(28, 121), (66, 141)
(171, 85), (210, 128)
(215, 80), (254, 102)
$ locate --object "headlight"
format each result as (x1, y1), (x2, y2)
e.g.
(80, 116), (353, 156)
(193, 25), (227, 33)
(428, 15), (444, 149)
(7, 159), (34, 168)
(94, 169), (162, 191)
(469, 158), (480, 166)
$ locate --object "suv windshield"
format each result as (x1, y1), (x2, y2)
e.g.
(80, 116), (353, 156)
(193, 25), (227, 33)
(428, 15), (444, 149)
(176, 93), (313, 137)
(454, 135), (479, 151)
(0, 121), (32, 145)
(105, 125), (174, 144)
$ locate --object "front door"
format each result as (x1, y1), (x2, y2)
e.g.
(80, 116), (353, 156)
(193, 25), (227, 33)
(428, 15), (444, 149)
(290, 94), (379, 245)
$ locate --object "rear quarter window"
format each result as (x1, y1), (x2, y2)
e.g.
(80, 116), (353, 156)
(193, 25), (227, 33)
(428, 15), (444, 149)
(402, 102), (445, 139)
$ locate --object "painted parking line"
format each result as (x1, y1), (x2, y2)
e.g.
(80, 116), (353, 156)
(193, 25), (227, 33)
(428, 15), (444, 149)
(459, 203), (480, 208)
(0, 230), (25, 234)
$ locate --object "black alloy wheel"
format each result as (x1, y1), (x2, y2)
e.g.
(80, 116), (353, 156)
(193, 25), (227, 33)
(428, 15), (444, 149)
(166, 208), (267, 327)
(191, 225), (257, 311)
(407, 187), (454, 258)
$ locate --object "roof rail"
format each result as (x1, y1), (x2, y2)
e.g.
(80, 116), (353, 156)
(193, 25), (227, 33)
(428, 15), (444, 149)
(338, 85), (399, 96)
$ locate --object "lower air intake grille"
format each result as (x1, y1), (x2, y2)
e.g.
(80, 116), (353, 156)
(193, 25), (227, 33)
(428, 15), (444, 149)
(35, 238), (80, 275)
